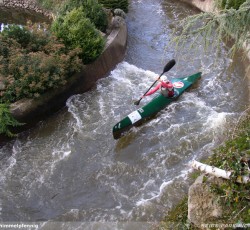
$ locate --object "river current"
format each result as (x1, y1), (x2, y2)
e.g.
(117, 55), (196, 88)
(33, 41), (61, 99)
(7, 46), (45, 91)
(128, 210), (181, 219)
(0, 0), (248, 229)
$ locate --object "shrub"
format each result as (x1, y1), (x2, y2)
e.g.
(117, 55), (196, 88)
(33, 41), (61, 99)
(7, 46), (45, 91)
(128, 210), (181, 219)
(218, 0), (247, 9)
(59, 0), (108, 32)
(1, 25), (32, 48)
(0, 24), (83, 103)
(98, 0), (129, 13)
(0, 104), (24, 137)
(1, 24), (50, 52)
(51, 7), (105, 64)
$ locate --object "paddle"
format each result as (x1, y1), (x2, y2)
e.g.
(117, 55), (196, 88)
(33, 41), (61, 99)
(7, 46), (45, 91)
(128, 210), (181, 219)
(134, 59), (176, 105)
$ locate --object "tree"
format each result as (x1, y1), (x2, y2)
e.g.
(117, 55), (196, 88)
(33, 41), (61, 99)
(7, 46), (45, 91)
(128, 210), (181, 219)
(170, 0), (250, 59)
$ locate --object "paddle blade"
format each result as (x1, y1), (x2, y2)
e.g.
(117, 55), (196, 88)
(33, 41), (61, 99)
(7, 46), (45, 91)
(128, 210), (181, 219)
(163, 59), (176, 73)
(134, 98), (141, 105)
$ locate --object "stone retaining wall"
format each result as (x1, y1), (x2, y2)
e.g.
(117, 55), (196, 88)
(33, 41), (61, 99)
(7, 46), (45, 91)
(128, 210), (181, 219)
(0, 0), (53, 19)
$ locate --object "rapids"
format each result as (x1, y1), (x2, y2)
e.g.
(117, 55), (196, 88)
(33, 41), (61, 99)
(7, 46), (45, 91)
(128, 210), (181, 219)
(0, 0), (248, 228)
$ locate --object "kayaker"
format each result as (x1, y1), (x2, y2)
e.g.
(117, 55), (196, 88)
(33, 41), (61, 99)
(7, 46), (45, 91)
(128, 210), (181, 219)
(143, 76), (174, 98)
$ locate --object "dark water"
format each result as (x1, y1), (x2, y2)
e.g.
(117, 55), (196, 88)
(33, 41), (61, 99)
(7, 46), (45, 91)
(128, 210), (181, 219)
(0, 0), (248, 229)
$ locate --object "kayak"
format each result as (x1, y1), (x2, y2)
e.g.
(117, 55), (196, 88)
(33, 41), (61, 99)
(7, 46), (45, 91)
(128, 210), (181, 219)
(112, 72), (202, 139)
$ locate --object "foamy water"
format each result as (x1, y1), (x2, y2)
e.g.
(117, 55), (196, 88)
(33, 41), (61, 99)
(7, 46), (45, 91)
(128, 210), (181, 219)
(0, 0), (248, 226)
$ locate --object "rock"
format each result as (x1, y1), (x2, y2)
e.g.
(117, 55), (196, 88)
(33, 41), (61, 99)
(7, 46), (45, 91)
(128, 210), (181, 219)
(181, 0), (216, 12)
(112, 16), (125, 29)
(10, 98), (35, 118)
(114, 9), (126, 19)
(188, 174), (223, 228)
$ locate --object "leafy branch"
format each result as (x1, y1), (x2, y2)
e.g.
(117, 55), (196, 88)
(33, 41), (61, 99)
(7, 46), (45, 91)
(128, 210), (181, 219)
(0, 104), (24, 137)
(170, 0), (250, 59)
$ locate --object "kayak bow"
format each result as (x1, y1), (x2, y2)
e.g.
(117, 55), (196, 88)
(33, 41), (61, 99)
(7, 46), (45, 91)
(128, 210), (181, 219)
(112, 72), (202, 139)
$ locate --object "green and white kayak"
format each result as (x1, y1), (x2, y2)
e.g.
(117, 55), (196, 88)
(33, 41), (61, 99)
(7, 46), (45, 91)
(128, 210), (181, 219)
(112, 72), (202, 139)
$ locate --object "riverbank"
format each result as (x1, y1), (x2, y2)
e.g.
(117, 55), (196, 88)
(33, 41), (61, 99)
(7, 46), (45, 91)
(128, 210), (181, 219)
(158, 113), (250, 229)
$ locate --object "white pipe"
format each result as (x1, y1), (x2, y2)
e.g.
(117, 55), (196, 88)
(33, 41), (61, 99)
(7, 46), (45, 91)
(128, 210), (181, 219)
(191, 160), (249, 184)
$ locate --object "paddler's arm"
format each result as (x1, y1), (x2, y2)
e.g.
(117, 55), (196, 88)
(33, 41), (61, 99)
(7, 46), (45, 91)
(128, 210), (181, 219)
(143, 83), (161, 97)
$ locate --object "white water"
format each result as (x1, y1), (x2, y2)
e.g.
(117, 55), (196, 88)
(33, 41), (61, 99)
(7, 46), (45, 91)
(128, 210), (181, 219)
(0, 0), (248, 227)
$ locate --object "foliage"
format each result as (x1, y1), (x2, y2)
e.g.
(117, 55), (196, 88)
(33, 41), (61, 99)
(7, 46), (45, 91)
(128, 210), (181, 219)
(36, 0), (108, 32)
(1, 25), (32, 48)
(210, 113), (250, 179)
(170, 0), (250, 59)
(0, 104), (24, 137)
(0, 23), (83, 103)
(59, 0), (108, 32)
(217, 0), (247, 9)
(156, 197), (190, 230)
(51, 7), (105, 64)
(98, 0), (129, 13)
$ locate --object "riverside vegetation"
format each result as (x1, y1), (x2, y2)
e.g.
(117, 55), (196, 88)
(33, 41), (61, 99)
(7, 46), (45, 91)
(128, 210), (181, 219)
(157, 114), (250, 229)
(170, 0), (249, 60)
(0, 0), (129, 136)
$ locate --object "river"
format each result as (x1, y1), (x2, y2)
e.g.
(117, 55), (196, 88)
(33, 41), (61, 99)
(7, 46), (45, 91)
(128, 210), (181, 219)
(0, 0), (248, 229)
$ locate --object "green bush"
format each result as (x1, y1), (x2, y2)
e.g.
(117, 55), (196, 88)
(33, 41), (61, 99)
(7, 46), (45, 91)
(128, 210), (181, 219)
(51, 7), (105, 64)
(0, 24), (83, 103)
(0, 104), (24, 137)
(98, 0), (129, 13)
(1, 24), (50, 52)
(218, 0), (247, 9)
(59, 0), (108, 32)
(1, 25), (32, 48)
